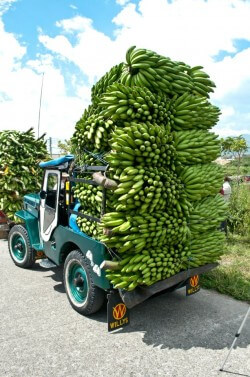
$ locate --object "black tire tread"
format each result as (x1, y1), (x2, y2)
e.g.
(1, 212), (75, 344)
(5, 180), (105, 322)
(8, 224), (35, 268)
(63, 249), (105, 316)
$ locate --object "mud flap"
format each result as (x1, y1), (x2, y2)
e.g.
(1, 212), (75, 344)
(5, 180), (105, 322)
(186, 274), (200, 296)
(107, 290), (130, 332)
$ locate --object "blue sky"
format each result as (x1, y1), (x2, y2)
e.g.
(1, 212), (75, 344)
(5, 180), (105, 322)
(0, 0), (250, 140)
(2, 0), (128, 56)
(213, 39), (250, 62)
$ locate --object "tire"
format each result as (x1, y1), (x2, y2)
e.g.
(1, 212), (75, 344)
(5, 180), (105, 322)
(63, 249), (105, 316)
(8, 225), (35, 268)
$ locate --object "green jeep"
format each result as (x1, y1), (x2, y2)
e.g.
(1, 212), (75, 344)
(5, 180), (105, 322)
(8, 155), (217, 328)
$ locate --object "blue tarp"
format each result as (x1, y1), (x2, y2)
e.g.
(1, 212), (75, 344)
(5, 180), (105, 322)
(69, 202), (81, 233)
(69, 203), (94, 240)
(39, 155), (74, 168)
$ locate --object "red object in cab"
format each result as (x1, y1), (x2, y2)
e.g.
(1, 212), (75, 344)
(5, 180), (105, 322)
(0, 210), (7, 224)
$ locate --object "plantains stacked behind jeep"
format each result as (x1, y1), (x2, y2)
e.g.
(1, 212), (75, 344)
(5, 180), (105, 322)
(71, 46), (227, 291)
(0, 129), (48, 220)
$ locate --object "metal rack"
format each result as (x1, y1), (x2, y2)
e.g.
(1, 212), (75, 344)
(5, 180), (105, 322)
(67, 164), (109, 223)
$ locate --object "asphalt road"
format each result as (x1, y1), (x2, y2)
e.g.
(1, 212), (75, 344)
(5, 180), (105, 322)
(0, 239), (249, 377)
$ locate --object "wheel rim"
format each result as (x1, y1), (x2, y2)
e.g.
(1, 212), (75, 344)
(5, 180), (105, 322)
(68, 262), (88, 304)
(11, 234), (26, 261)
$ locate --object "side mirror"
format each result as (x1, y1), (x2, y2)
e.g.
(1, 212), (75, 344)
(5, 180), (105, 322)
(40, 190), (47, 200)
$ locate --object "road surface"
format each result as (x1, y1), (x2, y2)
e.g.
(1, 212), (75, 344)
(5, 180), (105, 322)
(0, 239), (249, 377)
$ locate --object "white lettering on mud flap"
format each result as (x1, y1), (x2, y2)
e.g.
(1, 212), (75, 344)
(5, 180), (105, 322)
(86, 250), (101, 277)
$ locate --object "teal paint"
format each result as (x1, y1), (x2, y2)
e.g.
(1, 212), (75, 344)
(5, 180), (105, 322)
(44, 225), (110, 290)
(23, 193), (40, 218)
(15, 210), (41, 246)
(68, 263), (88, 303)
(11, 234), (26, 261)
(15, 211), (111, 291)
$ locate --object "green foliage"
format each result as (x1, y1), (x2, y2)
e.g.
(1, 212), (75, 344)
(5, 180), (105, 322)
(227, 183), (250, 235)
(201, 268), (250, 301)
(220, 136), (234, 155)
(221, 135), (248, 178)
(201, 234), (250, 301)
(0, 128), (48, 219)
(223, 155), (250, 177)
(231, 135), (248, 158)
(201, 181), (250, 301)
(57, 139), (73, 155)
(221, 135), (248, 159)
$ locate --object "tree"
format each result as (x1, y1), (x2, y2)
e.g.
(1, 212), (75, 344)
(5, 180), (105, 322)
(231, 136), (248, 164)
(58, 139), (73, 155)
(221, 135), (248, 181)
(221, 136), (247, 160)
(220, 137), (234, 156)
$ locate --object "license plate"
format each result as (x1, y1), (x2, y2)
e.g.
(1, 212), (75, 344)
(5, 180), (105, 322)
(186, 275), (200, 296)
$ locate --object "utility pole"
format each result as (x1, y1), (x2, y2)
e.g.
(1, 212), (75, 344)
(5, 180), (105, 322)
(37, 72), (44, 138)
(49, 137), (52, 157)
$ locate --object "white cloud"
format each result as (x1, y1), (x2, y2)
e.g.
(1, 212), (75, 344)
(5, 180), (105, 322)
(39, 34), (74, 60)
(213, 126), (250, 138)
(113, 3), (141, 29)
(0, 0), (17, 16)
(1, 0), (250, 140)
(220, 106), (236, 119)
(39, 0), (250, 97)
(0, 19), (89, 140)
(0, 19), (26, 69)
(116, 0), (131, 6)
(113, 0), (250, 65)
(208, 48), (250, 99)
(56, 15), (91, 32)
(70, 4), (77, 10)
(40, 16), (124, 84)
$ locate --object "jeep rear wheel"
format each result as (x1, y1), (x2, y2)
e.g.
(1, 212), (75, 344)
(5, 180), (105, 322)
(63, 250), (105, 316)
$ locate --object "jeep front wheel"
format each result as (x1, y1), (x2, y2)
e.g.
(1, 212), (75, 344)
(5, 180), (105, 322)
(8, 225), (35, 268)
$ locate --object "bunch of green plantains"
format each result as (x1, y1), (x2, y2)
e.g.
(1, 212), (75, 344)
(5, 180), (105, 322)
(72, 46), (226, 291)
(0, 128), (48, 219)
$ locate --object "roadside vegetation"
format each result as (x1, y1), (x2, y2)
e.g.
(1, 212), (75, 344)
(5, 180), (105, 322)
(201, 234), (250, 301)
(201, 156), (250, 301)
(223, 155), (250, 177)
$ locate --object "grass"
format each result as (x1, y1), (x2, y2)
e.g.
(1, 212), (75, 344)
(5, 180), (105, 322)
(201, 234), (250, 301)
(201, 158), (250, 302)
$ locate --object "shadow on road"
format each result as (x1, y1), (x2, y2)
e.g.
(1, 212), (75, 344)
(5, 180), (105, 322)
(43, 266), (65, 293)
(42, 265), (250, 351)
(115, 290), (250, 351)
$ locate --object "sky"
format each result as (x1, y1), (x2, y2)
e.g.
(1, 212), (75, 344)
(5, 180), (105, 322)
(0, 0), (250, 142)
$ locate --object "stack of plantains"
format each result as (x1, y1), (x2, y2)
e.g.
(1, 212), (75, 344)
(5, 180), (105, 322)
(0, 128), (48, 220)
(72, 46), (226, 290)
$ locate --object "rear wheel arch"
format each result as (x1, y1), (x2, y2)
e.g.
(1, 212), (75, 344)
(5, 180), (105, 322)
(59, 241), (81, 264)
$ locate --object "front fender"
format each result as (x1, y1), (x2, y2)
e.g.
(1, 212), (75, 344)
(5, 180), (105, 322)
(15, 210), (40, 246)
